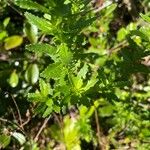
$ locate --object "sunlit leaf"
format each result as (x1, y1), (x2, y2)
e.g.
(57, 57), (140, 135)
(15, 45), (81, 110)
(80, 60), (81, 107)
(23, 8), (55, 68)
(8, 70), (19, 88)
(4, 35), (23, 50)
(25, 64), (39, 84)
(11, 132), (26, 145)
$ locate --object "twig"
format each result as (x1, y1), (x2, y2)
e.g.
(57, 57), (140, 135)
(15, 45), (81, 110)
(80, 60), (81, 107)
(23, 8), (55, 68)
(107, 40), (129, 56)
(94, 107), (109, 150)
(53, 113), (64, 138)
(53, 113), (62, 129)
(21, 109), (31, 127)
(9, 106), (17, 121)
(11, 94), (23, 129)
(93, 1), (112, 13)
(39, 34), (46, 43)
(34, 115), (51, 142)
(94, 108), (102, 150)
(6, 0), (23, 16)
(0, 117), (25, 135)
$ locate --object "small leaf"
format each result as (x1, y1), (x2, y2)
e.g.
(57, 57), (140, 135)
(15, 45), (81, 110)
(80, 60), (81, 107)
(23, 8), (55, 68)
(140, 13), (150, 23)
(26, 43), (57, 60)
(39, 79), (52, 96)
(53, 105), (60, 113)
(3, 17), (10, 28)
(41, 63), (63, 79)
(11, 132), (26, 145)
(24, 22), (38, 43)
(0, 31), (8, 40)
(104, 3), (117, 17)
(25, 64), (39, 84)
(14, 0), (49, 13)
(99, 105), (114, 117)
(4, 35), (23, 50)
(117, 28), (128, 41)
(9, 70), (19, 88)
(78, 63), (88, 79)
(130, 30), (149, 42)
(82, 73), (98, 91)
(71, 75), (83, 91)
(25, 12), (53, 34)
(0, 135), (11, 148)
(58, 43), (73, 65)
(43, 107), (52, 117)
(46, 99), (53, 107)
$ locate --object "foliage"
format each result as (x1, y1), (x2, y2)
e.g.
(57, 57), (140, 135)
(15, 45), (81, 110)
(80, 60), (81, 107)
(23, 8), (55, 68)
(0, 0), (150, 149)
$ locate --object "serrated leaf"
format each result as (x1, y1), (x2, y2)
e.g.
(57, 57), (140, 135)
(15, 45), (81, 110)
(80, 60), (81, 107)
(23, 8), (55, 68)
(0, 135), (11, 148)
(26, 43), (57, 60)
(71, 17), (97, 32)
(41, 63), (63, 79)
(58, 43), (73, 65)
(11, 132), (26, 145)
(46, 99), (53, 107)
(53, 105), (60, 113)
(140, 13), (150, 23)
(78, 63), (88, 79)
(99, 105), (114, 117)
(117, 28), (128, 41)
(104, 3), (117, 17)
(15, 0), (49, 13)
(39, 79), (52, 96)
(28, 92), (48, 102)
(130, 30), (149, 42)
(43, 107), (52, 117)
(82, 73), (98, 91)
(25, 13), (53, 34)
(28, 92), (41, 102)
(71, 75), (83, 91)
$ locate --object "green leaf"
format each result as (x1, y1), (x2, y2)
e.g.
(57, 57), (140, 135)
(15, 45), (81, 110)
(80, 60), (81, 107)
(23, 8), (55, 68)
(11, 132), (26, 145)
(14, 0), (49, 13)
(26, 43), (57, 60)
(25, 64), (39, 84)
(46, 99), (53, 107)
(41, 63), (63, 79)
(58, 43), (73, 65)
(130, 30), (149, 42)
(104, 3), (117, 17)
(0, 31), (8, 40)
(9, 70), (19, 88)
(28, 92), (43, 102)
(99, 105), (114, 117)
(117, 28), (128, 41)
(39, 79), (52, 96)
(24, 22), (38, 43)
(77, 63), (88, 79)
(3, 17), (10, 28)
(71, 17), (97, 32)
(0, 135), (11, 148)
(25, 12), (53, 34)
(140, 13), (150, 23)
(53, 105), (60, 113)
(43, 106), (52, 117)
(82, 73), (98, 91)
(71, 75), (83, 91)
(4, 35), (23, 50)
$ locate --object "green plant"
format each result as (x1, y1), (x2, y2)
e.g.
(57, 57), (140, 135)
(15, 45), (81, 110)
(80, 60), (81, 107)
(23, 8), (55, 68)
(0, 0), (150, 149)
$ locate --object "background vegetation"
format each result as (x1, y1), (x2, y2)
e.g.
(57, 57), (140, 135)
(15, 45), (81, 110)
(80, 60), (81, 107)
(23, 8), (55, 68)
(0, 0), (150, 149)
